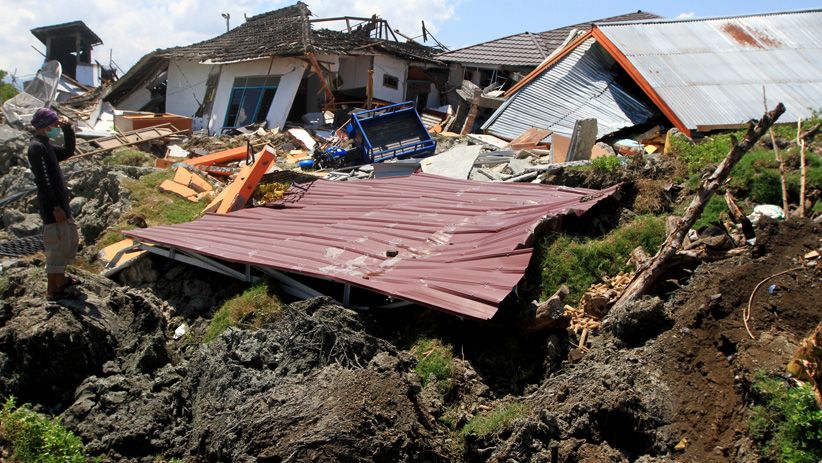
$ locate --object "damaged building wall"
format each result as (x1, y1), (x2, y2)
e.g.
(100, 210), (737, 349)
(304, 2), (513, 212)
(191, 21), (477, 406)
(373, 54), (407, 103)
(117, 87), (153, 111)
(166, 60), (213, 121)
(208, 58), (307, 133)
(338, 56), (370, 91)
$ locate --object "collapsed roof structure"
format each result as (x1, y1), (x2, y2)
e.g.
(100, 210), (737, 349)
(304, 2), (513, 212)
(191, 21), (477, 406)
(126, 174), (618, 320)
(484, 9), (822, 140)
(105, 2), (446, 134)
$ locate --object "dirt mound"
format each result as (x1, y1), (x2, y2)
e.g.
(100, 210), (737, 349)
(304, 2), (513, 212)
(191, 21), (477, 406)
(60, 297), (446, 462)
(0, 268), (169, 410)
(486, 218), (820, 462)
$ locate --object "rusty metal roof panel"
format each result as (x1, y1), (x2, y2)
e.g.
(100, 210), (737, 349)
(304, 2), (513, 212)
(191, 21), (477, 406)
(482, 36), (656, 140)
(127, 174), (618, 320)
(597, 9), (822, 130)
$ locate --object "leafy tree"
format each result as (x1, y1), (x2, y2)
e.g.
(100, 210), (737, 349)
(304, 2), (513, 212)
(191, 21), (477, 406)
(0, 69), (19, 103)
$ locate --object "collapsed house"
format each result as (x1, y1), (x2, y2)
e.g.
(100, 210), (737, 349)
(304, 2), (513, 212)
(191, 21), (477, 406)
(483, 9), (822, 141)
(104, 2), (446, 134)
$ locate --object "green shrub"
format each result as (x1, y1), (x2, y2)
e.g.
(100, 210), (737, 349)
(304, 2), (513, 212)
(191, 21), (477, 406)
(748, 374), (822, 462)
(0, 397), (87, 463)
(410, 338), (455, 393)
(0, 70), (18, 104)
(591, 156), (621, 173)
(203, 282), (282, 343)
(693, 195), (730, 230)
(461, 402), (526, 438)
(538, 216), (666, 303)
(671, 131), (742, 175)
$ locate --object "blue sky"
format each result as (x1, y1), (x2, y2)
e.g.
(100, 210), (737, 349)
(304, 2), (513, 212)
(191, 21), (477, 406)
(0, 0), (819, 80)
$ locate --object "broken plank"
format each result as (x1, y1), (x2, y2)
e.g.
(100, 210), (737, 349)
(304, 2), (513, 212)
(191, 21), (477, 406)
(215, 146), (276, 214)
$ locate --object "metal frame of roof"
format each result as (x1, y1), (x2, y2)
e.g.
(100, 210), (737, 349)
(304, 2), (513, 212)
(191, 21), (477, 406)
(126, 174), (619, 320)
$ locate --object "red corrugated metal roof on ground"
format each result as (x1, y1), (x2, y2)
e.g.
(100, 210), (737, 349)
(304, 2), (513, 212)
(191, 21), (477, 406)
(126, 173), (618, 320)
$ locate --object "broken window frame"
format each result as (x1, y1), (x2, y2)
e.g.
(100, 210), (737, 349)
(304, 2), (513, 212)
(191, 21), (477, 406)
(223, 75), (280, 128)
(382, 73), (399, 90)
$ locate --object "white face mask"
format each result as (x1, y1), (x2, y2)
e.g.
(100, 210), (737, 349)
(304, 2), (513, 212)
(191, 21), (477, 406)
(46, 127), (60, 138)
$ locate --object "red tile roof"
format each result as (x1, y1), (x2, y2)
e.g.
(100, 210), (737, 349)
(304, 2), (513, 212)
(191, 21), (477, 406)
(127, 174), (618, 320)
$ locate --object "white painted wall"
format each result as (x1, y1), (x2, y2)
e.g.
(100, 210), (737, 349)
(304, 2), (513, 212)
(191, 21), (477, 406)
(165, 59), (213, 117)
(373, 54), (407, 103)
(75, 63), (100, 87)
(337, 56), (370, 90)
(208, 57), (307, 133)
(117, 86), (152, 111)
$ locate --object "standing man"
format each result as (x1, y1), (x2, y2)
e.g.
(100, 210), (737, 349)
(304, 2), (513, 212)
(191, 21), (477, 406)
(27, 107), (80, 301)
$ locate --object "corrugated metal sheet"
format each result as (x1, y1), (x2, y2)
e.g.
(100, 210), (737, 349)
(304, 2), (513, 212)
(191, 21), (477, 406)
(597, 10), (822, 130)
(482, 37), (655, 140)
(437, 11), (661, 68)
(126, 174), (618, 320)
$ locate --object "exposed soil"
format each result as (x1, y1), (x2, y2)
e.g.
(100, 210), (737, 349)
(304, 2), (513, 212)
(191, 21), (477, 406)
(483, 218), (821, 463)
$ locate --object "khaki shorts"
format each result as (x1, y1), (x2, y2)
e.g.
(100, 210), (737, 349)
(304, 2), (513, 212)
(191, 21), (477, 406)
(43, 221), (79, 274)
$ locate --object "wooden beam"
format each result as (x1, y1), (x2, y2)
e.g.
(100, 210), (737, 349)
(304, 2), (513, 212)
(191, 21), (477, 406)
(612, 103), (785, 311)
(306, 52), (335, 104)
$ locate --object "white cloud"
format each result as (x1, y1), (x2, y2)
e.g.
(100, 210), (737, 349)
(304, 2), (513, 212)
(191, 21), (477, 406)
(0, 0), (459, 79)
(676, 12), (696, 19)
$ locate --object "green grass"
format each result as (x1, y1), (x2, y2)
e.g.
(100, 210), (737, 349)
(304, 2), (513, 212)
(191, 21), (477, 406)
(0, 397), (88, 463)
(591, 155), (621, 173)
(102, 148), (156, 167)
(90, 170), (206, 258)
(410, 338), (455, 394)
(123, 171), (207, 226)
(748, 374), (822, 463)
(461, 402), (527, 438)
(202, 282), (283, 343)
(538, 215), (666, 303)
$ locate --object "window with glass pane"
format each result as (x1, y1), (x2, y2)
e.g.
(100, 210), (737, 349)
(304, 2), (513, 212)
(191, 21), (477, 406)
(223, 75), (280, 128)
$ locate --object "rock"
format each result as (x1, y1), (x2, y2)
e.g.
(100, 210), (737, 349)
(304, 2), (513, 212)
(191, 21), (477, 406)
(60, 297), (446, 462)
(0, 125), (30, 177)
(3, 210), (42, 237)
(0, 295), (117, 408)
(605, 296), (673, 347)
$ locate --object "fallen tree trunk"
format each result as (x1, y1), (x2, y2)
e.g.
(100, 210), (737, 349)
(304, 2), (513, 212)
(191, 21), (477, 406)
(612, 103), (786, 311)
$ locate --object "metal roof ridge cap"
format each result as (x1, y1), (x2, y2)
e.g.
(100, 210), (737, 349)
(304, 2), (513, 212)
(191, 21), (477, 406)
(503, 30), (594, 97)
(590, 27), (691, 137)
(595, 8), (822, 26)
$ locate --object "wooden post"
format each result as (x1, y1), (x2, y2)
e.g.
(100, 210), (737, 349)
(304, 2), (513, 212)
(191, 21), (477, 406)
(797, 121), (821, 217)
(612, 103), (785, 311)
(366, 69), (374, 109)
(460, 88), (481, 135)
(770, 126), (790, 219)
